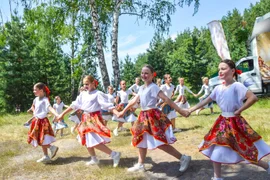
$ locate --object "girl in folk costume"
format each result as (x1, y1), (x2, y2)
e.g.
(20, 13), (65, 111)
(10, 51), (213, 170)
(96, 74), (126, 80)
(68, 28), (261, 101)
(174, 77), (196, 109)
(189, 60), (270, 180)
(52, 96), (69, 137)
(195, 77), (214, 115)
(112, 80), (137, 136)
(57, 76), (121, 167)
(118, 65), (191, 172)
(101, 86), (116, 126)
(27, 82), (59, 163)
(158, 74), (180, 133)
(129, 77), (141, 94)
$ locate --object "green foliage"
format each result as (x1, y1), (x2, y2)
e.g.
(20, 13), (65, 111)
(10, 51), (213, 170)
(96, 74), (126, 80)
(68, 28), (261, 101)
(120, 55), (138, 89)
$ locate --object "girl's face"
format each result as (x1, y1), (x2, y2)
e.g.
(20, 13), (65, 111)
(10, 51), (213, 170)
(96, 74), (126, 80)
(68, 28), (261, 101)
(218, 62), (234, 81)
(135, 78), (140, 85)
(165, 75), (172, 84)
(33, 86), (44, 97)
(120, 81), (126, 90)
(179, 79), (184, 85)
(108, 87), (114, 94)
(83, 79), (95, 91)
(56, 97), (61, 104)
(141, 67), (153, 83)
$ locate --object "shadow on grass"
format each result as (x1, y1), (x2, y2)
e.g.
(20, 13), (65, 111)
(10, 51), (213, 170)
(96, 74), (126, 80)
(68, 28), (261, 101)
(145, 159), (269, 180)
(52, 156), (89, 165)
(175, 125), (202, 133)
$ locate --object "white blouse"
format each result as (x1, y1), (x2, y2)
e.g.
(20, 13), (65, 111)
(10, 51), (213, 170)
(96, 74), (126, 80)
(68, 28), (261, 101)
(138, 83), (160, 110)
(33, 97), (51, 119)
(117, 89), (133, 104)
(175, 85), (193, 96)
(160, 84), (175, 98)
(210, 82), (248, 112)
(53, 102), (65, 114)
(198, 84), (212, 97)
(129, 84), (140, 93)
(70, 90), (114, 112)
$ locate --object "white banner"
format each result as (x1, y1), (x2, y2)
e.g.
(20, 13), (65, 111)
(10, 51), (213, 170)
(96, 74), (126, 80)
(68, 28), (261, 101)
(208, 20), (231, 60)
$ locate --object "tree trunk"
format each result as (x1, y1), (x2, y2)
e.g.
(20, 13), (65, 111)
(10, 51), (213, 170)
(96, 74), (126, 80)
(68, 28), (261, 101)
(70, 11), (76, 100)
(111, 0), (122, 90)
(89, 0), (110, 89)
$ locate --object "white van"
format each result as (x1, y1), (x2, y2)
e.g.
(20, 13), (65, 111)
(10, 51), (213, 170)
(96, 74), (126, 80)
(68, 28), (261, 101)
(209, 12), (270, 95)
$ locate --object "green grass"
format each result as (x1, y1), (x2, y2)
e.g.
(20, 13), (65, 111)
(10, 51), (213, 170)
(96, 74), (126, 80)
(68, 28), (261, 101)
(0, 97), (269, 179)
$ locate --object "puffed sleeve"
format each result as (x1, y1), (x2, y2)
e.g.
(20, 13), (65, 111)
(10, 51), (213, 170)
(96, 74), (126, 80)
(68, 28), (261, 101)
(97, 91), (115, 110)
(235, 82), (248, 102)
(151, 84), (161, 98)
(209, 85), (218, 101)
(44, 98), (52, 111)
(70, 93), (83, 110)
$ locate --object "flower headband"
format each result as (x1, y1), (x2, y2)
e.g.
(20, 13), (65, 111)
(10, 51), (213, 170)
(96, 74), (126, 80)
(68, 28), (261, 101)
(94, 79), (99, 87)
(153, 72), (157, 77)
(235, 69), (242, 75)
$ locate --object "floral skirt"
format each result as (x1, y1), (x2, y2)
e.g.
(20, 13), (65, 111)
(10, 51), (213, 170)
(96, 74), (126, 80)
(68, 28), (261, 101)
(131, 109), (176, 148)
(27, 117), (55, 147)
(77, 111), (111, 146)
(199, 114), (270, 163)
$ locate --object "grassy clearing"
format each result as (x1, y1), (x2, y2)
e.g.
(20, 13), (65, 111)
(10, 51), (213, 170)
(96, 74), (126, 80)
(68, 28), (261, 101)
(0, 97), (269, 179)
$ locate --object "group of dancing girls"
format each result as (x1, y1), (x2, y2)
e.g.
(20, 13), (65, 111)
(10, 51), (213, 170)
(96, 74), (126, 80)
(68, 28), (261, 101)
(26, 61), (270, 180)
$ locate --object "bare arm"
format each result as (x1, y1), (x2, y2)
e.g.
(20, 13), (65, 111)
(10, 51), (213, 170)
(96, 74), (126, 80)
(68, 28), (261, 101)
(57, 107), (74, 120)
(158, 91), (190, 117)
(234, 90), (258, 116)
(189, 96), (213, 113)
(118, 95), (140, 117)
(49, 106), (59, 117)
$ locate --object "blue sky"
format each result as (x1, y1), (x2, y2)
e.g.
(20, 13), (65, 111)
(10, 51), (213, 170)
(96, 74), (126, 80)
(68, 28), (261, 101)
(0, 0), (260, 79)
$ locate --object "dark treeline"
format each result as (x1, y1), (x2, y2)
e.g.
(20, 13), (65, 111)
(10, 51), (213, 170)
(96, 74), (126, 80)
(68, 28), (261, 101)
(0, 0), (270, 114)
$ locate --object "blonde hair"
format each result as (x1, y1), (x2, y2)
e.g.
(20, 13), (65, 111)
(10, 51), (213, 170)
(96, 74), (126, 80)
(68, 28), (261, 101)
(178, 77), (184, 81)
(201, 77), (209, 83)
(107, 85), (114, 90)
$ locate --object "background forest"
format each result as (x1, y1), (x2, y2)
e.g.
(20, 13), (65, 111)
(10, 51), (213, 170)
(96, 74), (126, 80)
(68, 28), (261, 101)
(0, 0), (270, 114)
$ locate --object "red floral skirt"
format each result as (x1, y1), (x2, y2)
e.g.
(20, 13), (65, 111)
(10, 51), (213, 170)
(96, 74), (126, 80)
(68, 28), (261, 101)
(27, 117), (55, 146)
(199, 115), (262, 163)
(131, 109), (172, 147)
(77, 111), (111, 146)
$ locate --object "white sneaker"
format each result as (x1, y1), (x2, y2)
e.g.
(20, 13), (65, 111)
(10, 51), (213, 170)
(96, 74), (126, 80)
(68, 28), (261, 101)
(86, 159), (100, 165)
(195, 110), (200, 115)
(179, 155), (191, 172)
(36, 156), (51, 163)
(49, 145), (59, 159)
(127, 163), (145, 172)
(113, 128), (119, 136)
(112, 152), (121, 167)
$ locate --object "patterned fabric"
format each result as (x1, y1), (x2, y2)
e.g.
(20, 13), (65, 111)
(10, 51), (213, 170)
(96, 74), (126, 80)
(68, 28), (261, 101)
(115, 103), (137, 119)
(199, 115), (262, 163)
(27, 117), (55, 146)
(77, 111), (111, 146)
(160, 102), (174, 114)
(131, 109), (173, 147)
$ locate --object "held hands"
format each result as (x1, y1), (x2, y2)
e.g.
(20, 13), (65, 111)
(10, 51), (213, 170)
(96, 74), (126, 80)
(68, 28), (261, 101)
(56, 113), (64, 122)
(179, 109), (190, 118)
(117, 111), (125, 118)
